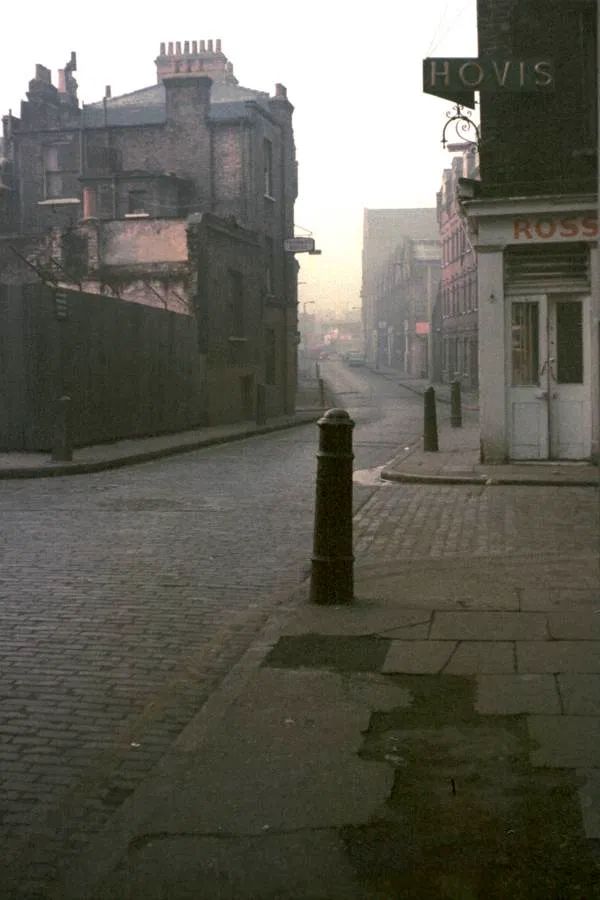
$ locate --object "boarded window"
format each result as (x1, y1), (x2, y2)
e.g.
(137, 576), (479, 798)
(556, 301), (583, 383)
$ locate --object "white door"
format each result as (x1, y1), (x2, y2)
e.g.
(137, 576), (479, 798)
(547, 295), (590, 459)
(508, 294), (590, 460)
(509, 296), (549, 460)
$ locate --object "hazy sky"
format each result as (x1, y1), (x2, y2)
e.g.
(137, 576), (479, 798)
(1, 0), (477, 316)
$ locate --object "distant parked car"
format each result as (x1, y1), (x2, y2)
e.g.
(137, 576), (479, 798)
(346, 350), (366, 367)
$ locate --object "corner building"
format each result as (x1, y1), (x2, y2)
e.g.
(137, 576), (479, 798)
(463, 0), (598, 461)
(0, 41), (299, 426)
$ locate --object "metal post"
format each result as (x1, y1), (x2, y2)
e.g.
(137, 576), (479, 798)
(310, 408), (355, 605)
(318, 377), (326, 409)
(256, 383), (266, 426)
(52, 395), (73, 462)
(423, 386), (439, 451)
(450, 379), (462, 427)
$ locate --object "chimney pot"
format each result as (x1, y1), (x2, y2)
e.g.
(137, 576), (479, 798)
(168, 41), (174, 55)
(184, 40), (190, 54)
(105, 85), (111, 98)
(58, 69), (66, 92)
(216, 39), (222, 52)
(275, 83), (287, 99)
(176, 41), (182, 55)
(200, 40), (206, 52)
(208, 39), (214, 52)
(160, 42), (166, 55)
(192, 40), (198, 53)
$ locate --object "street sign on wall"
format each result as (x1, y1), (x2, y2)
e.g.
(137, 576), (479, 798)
(284, 237), (315, 253)
(423, 58), (554, 107)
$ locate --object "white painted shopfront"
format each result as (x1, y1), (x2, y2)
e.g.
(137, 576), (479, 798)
(464, 195), (599, 462)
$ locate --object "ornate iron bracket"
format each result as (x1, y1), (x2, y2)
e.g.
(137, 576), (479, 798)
(441, 105), (481, 152)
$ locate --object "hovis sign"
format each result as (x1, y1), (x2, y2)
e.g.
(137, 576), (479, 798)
(423, 58), (554, 107)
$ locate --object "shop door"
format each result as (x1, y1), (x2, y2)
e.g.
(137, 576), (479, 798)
(509, 296), (549, 459)
(546, 296), (589, 459)
(509, 295), (590, 459)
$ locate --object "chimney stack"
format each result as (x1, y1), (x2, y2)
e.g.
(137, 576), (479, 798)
(155, 38), (237, 84)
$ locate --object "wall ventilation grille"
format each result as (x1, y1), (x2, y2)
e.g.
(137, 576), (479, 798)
(505, 243), (590, 292)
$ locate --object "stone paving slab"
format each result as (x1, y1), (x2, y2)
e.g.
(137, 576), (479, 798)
(431, 611), (549, 641)
(558, 674), (600, 715)
(577, 769), (600, 840)
(521, 588), (600, 611)
(382, 641), (456, 674)
(281, 604), (432, 638)
(548, 612), (600, 640)
(443, 641), (516, 674)
(476, 674), (561, 715)
(528, 715), (600, 768)
(517, 641), (600, 673)
(94, 830), (364, 900)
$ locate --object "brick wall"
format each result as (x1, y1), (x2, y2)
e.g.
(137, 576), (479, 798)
(477, 0), (597, 197)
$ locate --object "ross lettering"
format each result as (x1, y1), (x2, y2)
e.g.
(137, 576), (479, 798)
(534, 219), (557, 239)
(514, 219), (533, 240)
(558, 218), (578, 238)
(582, 216), (598, 238)
(491, 60), (512, 87)
(534, 61), (553, 87)
(519, 61), (526, 87)
(459, 61), (485, 87)
(429, 59), (450, 88)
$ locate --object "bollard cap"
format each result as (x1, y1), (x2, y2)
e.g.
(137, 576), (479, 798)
(318, 408), (355, 427)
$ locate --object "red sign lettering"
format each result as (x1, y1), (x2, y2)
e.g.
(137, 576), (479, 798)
(513, 215), (598, 241)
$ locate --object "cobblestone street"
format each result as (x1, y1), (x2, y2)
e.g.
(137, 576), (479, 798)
(1, 364), (598, 897)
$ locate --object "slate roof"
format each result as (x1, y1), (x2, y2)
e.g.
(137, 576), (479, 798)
(82, 80), (270, 129)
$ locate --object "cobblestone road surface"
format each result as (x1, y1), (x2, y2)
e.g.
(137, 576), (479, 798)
(1, 363), (598, 898)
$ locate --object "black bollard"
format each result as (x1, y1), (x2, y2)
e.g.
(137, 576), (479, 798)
(450, 380), (462, 428)
(423, 386), (439, 452)
(310, 408), (355, 605)
(52, 395), (73, 462)
(256, 383), (267, 426)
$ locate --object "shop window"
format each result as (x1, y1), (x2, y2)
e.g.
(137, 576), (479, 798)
(512, 302), (539, 385)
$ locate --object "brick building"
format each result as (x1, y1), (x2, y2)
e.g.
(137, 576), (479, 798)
(0, 41), (299, 426)
(462, 0), (598, 461)
(435, 145), (479, 388)
(361, 208), (440, 375)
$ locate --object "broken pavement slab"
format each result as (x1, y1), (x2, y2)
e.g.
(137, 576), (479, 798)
(62, 668), (411, 900)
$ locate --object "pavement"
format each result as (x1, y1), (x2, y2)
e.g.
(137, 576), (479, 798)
(0, 383), (327, 479)
(7, 367), (600, 898)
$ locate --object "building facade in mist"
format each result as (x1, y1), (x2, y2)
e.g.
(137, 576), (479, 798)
(361, 208), (440, 377)
(462, 0), (598, 461)
(0, 41), (299, 426)
(434, 145), (479, 389)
